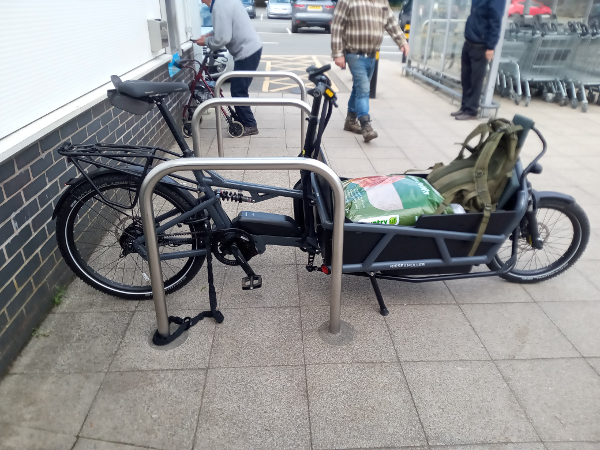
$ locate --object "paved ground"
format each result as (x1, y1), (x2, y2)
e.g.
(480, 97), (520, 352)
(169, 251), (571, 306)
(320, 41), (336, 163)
(1, 60), (600, 450)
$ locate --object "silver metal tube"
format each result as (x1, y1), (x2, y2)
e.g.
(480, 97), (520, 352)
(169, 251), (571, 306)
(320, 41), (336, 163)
(213, 71), (308, 153)
(139, 157), (345, 336)
(164, 0), (182, 56)
(191, 98), (311, 157)
(482, 0), (511, 117)
(439, 0), (454, 74)
(423, 0), (435, 65)
(523, 0), (532, 15)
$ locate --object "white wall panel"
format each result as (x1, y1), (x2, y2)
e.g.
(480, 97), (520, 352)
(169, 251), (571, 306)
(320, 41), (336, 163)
(0, 0), (164, 139)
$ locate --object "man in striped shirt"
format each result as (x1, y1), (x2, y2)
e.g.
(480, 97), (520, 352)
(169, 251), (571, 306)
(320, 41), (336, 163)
(331, 0), (409, 142)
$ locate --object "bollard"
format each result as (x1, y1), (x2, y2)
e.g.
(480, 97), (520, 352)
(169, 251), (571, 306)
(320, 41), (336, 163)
(369, 51), (380, 99)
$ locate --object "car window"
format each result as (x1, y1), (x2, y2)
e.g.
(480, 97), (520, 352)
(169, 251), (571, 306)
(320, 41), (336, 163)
(199, 2), (212, 27)
(272, 0), (290, 3)
(242, 0), (253, 4)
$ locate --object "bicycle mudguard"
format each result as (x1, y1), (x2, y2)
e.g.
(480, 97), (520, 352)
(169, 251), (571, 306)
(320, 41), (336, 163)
(52, 166), (197, 219)
(532, 190), (576, 206)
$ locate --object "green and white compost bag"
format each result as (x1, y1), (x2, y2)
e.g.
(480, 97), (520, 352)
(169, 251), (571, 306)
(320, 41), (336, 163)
(342, 175), (452, 226)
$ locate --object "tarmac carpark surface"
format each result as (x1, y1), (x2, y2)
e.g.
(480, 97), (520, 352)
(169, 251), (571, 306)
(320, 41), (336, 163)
(1, 17), (600, 450)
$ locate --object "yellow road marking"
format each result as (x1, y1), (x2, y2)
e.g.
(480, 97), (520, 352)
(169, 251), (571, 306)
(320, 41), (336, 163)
(262, 60), (271, 91)
(261, 55), (339, 93)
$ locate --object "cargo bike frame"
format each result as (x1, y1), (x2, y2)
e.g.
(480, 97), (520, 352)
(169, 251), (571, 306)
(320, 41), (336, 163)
(53, 65), (589, 342)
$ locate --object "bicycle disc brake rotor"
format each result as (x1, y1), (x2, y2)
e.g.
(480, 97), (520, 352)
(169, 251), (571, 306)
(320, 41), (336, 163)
(212, 228), (258, 266)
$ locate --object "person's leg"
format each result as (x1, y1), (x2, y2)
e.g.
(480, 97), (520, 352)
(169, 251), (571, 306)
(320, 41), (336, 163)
(346, 55), (372, 119)
(460, 43), (487, 117)
(231, 48), (262, 131)
(347, 55), (378, 141)
(344, 54), (362, 133)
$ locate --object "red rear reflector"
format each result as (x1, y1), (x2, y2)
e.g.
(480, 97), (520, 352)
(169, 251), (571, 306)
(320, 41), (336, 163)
(324, 5), (334, 8)
(321, 265), (330, 274)
(294, 4), (305, 7)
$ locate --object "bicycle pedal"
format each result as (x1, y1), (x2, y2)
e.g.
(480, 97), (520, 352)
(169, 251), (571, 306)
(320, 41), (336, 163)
(242, 275), (262, 290)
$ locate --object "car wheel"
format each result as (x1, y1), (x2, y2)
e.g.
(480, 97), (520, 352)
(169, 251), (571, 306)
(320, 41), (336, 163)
(291, 23), (299, 33)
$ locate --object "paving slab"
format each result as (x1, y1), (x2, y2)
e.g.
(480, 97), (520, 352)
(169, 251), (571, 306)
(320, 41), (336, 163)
(588, 357), (600, 376)
(109, 310), (214, 371)
(195, 366), (311, 450)
(82, 370), (205, 450)
(210, 307), (303, 367)
(10, 311), (131, 373)
(220, 265), (299, 308)
(539, 301), (600, 357)
(497, 358), (600, 442)
(403, 361), (538, 446)
(445, 277), (533, 304)
(386, 305), (489, 361)
(522, 268), (600, 302)
(297, 269), (374, 306)
(301, 305), (397, 364)
(544, 443), (600, 450)
(306, 362), (426, 449)
(0, 423), (77, 450)
(438, 445), (545, 450)
(0, 373), (104, 435)
(57, 278), (140, 313)
(73, 439), (150, 450)
(461, 303), (579, 360)
(379, 279), (456, 305)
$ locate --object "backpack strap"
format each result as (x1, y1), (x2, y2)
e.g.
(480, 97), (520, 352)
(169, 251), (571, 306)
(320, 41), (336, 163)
(468, 128), (507, 256)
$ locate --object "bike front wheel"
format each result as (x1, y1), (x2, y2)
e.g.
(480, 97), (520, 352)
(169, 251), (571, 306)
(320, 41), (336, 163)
(55, 173), (205, 299)
(487, 197), (589, 283)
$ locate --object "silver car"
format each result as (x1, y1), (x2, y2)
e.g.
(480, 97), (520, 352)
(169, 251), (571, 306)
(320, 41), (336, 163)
(291, 0), (336, 33)
(267, 0), (292, 19)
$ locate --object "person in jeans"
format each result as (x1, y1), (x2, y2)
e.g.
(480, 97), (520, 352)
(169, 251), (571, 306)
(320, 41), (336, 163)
(196, 0), (263, 136)
(331, 0), (409, 142)
(452, 0), (504, 120)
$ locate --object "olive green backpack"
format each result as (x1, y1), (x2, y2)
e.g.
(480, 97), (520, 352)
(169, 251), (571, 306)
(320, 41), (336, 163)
(427, 118), (523, 256)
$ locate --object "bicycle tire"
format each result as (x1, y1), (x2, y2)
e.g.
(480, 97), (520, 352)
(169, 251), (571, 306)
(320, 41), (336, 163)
(55, 173), (205, 299)
(487, 198), (589, 284)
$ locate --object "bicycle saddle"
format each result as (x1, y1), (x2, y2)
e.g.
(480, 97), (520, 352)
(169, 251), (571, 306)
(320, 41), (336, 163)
(111, 75), (188, 99)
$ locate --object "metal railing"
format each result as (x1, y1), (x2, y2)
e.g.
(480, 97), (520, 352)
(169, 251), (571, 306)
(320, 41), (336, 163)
(139, 157), (346, 339)
(191, 98), (311, 157)
(212, 71), (308, 155)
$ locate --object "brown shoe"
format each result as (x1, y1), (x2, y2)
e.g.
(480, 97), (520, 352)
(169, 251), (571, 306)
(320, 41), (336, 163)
(450, 110), (464, 117)
(344, 112), (362, 134)
(455, 113), (478, 121)
(359, 115), (378, 142)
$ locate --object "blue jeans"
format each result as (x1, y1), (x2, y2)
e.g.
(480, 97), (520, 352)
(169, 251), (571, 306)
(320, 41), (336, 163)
(231, 47), (262, 127)
(346, 53), (376, 119)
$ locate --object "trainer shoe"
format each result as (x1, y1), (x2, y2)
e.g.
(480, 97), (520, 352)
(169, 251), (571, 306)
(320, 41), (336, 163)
(450, 110), (464, 117)
(242, 126), (259, 136)
(455, 113), (478, 121)
(344, 112), (362, 134)
(359, 115), (378, 142)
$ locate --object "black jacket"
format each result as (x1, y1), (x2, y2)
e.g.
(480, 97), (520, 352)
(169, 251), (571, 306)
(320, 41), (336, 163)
(464, 0), (505, 50)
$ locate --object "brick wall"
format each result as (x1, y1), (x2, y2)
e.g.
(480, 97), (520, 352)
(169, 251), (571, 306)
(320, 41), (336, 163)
(0, 54), (192, 377)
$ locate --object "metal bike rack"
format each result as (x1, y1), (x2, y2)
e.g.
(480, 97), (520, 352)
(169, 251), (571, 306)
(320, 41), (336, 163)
(191, 97), (311, 157)
(139, 157), (345, 339)
(213, 71), (308, 153)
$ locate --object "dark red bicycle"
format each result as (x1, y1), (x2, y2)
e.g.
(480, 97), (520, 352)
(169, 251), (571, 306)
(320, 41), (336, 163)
(175, 49), (244, 138)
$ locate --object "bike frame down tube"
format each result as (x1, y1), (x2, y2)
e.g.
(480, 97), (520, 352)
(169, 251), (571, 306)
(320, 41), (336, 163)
(191, 98), (311, 158)
(139, 157), (345, 338)
(213, 71), (308, 154)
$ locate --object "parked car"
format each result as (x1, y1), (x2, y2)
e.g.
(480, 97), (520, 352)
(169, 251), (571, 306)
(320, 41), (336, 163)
(199, 2), (235, 77)
(242, 0), (257, 18)
(268, 0), (292, 19)
(508, 0), (552, 16)
(291, 0), (336, 33)
(589, 0), (600, 27)
(398, 0), (412, 37)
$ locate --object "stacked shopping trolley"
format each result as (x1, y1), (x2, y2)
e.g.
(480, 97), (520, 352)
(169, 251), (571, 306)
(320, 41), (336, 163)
(497, 20), (600, 112)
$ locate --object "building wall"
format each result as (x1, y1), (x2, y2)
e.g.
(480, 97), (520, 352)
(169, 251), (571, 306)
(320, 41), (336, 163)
(0, 52), (192, 377)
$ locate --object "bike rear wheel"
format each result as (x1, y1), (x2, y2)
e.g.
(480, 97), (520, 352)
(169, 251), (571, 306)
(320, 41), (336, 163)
(55, 173), (205, 299)
(487, 198), (589, 283)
